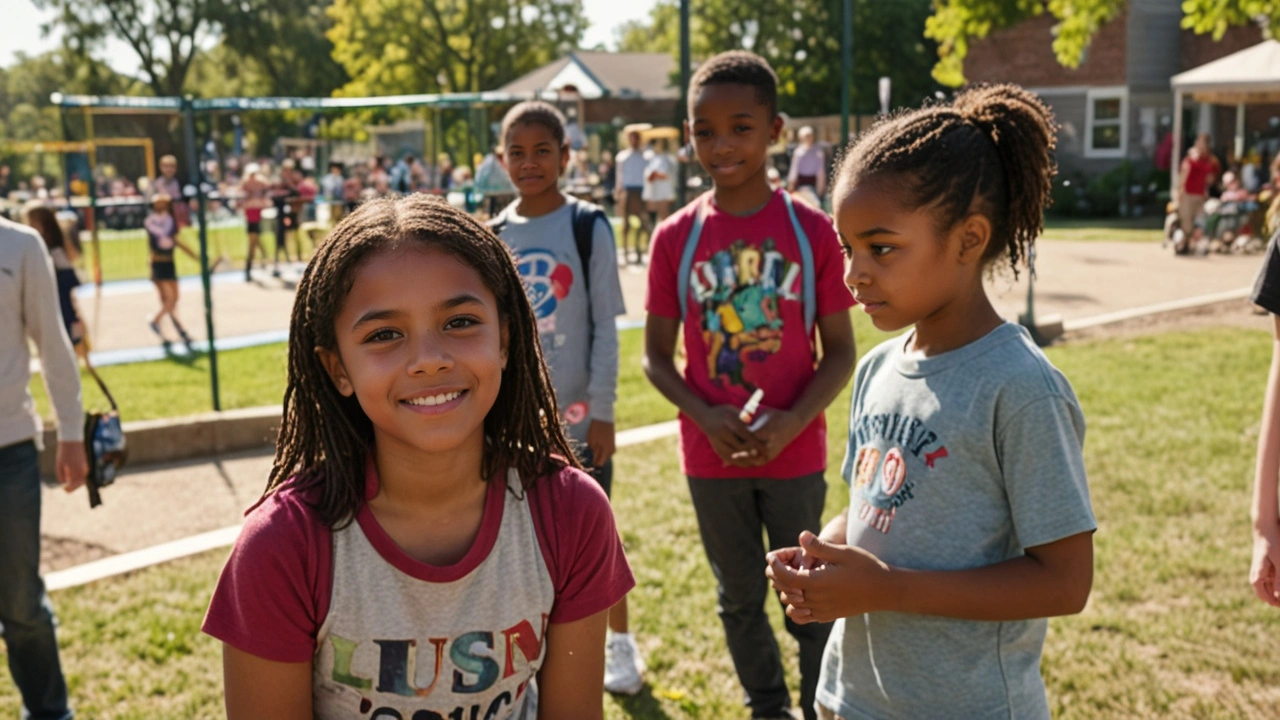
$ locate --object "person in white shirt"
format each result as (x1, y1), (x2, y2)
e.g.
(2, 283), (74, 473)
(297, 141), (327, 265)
(787, 126), (827, 201)
(0, 216), (87, 720)
(614, 131), (652, 265)
(643, 140), (678, 226)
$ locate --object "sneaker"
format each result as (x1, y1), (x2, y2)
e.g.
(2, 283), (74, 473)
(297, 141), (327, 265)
(148, 320), (164, 341)
(603, 633), (645, 696)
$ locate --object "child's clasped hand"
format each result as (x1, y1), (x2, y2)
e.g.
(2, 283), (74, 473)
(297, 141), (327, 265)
(766, 530), (896, 624)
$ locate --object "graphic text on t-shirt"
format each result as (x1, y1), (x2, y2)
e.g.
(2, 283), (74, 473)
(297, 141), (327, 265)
(690, 237), (802, 390)
(850, 412), (948, 534)
(326, 614), (547, 718)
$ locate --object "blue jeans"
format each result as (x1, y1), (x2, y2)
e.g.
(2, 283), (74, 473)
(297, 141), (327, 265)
(0, 440), (72, 720)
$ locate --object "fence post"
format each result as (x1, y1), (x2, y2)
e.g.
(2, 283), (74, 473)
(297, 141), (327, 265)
(677, 0), (691, 208)
(183, 98), (221, 411)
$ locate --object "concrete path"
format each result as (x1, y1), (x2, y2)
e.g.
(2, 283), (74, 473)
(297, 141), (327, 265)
(39, 449), (272, 576)
(37, 237), (1268, 578)
(39, 420), (684, 579)
(74, 240), (1263, 361)
(986, 240), (1263, 323)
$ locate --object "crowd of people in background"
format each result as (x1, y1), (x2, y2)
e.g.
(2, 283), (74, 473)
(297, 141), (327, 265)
(1171, 131), (1280, 255)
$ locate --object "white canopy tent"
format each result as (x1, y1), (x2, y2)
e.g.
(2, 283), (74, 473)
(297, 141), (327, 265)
(1170, 39), (1280, 193)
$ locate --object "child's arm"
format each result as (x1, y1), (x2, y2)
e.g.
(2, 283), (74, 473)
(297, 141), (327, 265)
(537, 609), (609, 719)
(643, 314), (765, 464)
(174, 235), (199, 261)
(585, 217), (623, 466)
(749, 310), (856, 465)
(768, 529), (1093, 623)
(1251, 313), (1280, 607)
(223, 644), (312, 719)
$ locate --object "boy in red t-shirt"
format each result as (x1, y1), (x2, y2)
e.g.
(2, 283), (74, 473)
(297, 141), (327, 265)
(643, 50), (856, 720)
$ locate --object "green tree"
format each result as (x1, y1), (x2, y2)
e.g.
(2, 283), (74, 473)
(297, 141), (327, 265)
(212, 0), (348, 98)
(33, 0), (219, 97)
(0, 50), (144, 180)
(926, 0), (1280, 87)
(614, 0), (942, 118)
(327, 0), (588, 97)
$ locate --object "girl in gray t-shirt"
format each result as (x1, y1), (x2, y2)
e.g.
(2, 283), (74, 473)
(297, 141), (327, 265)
(766, 84), (1097, 720)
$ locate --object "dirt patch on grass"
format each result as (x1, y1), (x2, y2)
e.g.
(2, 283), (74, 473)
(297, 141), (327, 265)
(1063, 298), (1271, 344)
(40, 535), (114, 573)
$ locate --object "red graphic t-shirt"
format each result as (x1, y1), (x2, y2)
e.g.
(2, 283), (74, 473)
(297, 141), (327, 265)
(646, 190), (857, 479)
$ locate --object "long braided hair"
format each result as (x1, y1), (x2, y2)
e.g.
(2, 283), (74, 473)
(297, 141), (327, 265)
(834, 83), (1058, 277)
(265, 194), (579, 528)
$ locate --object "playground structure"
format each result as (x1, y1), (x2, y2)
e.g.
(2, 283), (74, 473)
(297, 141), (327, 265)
(47, 88), (576, 412)
(2, 137), (157, 283)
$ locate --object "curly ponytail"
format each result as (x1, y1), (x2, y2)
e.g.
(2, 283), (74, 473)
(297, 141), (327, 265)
(834, 83), (1058, 277)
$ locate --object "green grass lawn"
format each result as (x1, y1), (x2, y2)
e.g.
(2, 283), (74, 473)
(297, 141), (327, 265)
(15, 323), (1280, 717)
(1042, 216), (1165, 243)
(80, 223), (320, 284)
(30, 327), (674, 428)
(31, 314), (891, 427)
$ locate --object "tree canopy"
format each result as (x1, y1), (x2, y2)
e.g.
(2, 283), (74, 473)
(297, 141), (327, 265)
(618, 0), (943, 118)
(326, 0), (587, 97)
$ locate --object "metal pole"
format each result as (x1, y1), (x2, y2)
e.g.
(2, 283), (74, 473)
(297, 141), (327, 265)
(183, 99), (221, 411)
(841, 0), (853, 145)
(84, 109), (101, 288)
(1171, 90), (1183, 201)
(677, 0), (691, 207)
(1235, 103), (1246, 160)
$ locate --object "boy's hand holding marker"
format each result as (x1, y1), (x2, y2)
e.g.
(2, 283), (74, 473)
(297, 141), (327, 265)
(697, 403), (766, 467)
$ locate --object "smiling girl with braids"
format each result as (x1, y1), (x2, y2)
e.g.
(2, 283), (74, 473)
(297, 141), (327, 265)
(202, 194), (634, 720)
(765, 84), (1096, 720)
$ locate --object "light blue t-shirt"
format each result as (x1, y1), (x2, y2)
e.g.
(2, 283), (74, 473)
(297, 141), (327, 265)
(818, 322), (1096, 720)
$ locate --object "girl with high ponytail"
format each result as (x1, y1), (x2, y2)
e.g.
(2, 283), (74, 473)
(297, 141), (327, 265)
(765, 84), (1096, 720)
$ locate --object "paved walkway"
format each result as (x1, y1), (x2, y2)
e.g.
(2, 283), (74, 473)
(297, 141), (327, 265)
(38, 238), (1267, 576)
(75, 240), (1263, 361)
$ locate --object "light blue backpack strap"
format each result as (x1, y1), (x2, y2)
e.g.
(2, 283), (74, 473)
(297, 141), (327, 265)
(677, 195), (709, 323)
(782, 191), (817, 336)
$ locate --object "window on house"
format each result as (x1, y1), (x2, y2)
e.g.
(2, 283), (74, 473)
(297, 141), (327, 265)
(1086, 88), (1127, 158)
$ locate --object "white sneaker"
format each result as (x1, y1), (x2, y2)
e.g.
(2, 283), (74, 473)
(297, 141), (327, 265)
(603, 633), (645, 695)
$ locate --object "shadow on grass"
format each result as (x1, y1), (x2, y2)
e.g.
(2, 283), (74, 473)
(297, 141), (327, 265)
(611, 684), (678, 719)
(160, 343), (204, 368)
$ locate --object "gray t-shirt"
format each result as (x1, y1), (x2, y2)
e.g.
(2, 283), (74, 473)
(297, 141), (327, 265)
(496, 196), (626, 443)
(818, 322), (1096, 720)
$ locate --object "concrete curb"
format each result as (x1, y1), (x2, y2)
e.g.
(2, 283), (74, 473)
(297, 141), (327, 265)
(39, 405), (280, 478)
(43, 417), (684, 591)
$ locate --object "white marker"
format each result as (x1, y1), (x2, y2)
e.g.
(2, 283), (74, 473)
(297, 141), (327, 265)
(738, 388), (765, 424)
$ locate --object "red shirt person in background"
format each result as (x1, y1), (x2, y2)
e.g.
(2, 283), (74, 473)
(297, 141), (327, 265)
(1178, 133), (1220, 235)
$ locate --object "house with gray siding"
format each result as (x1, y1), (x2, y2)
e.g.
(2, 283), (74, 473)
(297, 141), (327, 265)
(964, 0), (1272, 177)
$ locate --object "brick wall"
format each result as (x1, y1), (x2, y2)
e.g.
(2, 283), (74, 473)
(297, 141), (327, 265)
(965, 11), (1129, 87)
(582, 98), (679, 126)
(1181, 23), (1266, 70)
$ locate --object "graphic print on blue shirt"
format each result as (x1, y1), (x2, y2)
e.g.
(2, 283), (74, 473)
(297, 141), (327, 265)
(849, 411), (949, 534)
(690, 237), (801, 390)
(514, 248), (574, 335)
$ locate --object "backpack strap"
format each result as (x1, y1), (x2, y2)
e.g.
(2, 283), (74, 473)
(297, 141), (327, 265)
(485, 209), (509, 236)
(570, 199), (608, 298)
(677, 193), (711, 323)
(782, 191), (817, 337)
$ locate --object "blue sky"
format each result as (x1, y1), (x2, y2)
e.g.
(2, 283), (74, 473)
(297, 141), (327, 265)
(1, 0), (659, 74)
